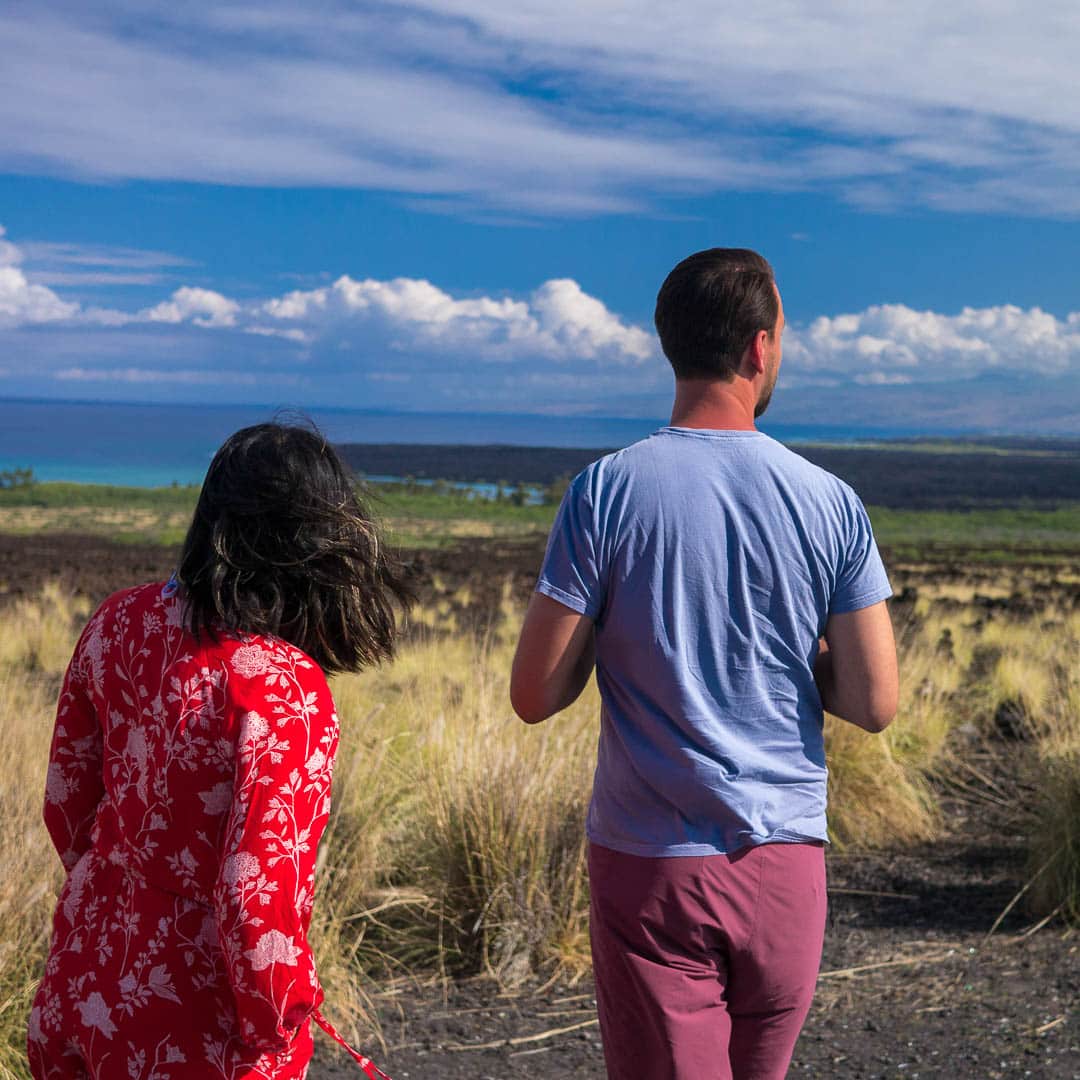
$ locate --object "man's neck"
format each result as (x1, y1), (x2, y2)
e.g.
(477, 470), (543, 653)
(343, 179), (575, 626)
(669, 378), (758, 432)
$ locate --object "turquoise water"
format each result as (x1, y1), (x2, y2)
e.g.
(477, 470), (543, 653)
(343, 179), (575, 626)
(0, 397), (936, 488)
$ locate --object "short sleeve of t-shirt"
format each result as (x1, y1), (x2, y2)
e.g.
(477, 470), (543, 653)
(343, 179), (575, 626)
(830, 494), (892, 614)
(536, 472), (605, 620)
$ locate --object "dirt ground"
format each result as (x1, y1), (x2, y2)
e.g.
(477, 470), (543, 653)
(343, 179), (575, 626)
(6, 532), (1078, 1079)
(308, 727), (1080, 1079)
(312, 767), (1079, 1079)
(0, 532), (544, 620)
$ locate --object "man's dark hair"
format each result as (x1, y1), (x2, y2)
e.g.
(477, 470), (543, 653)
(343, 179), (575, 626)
(178, 422), (412, 674)
(654, 248), (778, 380)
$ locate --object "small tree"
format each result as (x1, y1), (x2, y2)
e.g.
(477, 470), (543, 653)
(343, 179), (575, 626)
(543, 473), (572, 506)
(0, 467), (35, 490)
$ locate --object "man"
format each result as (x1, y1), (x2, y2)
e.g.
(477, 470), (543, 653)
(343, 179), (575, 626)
(510, 248), (898, 1080)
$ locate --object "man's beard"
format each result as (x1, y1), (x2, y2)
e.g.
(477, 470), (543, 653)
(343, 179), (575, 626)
(754, 359), (779, 418)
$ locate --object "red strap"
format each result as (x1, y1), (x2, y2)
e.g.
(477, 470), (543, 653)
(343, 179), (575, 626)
(312, 1008), (393, 1080)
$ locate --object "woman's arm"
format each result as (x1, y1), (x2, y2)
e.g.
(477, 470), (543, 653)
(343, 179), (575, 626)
(213, 642), (340, 1053)
(43, 626), (105, 870)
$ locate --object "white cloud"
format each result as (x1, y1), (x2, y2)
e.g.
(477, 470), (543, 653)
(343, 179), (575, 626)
(0, 7), (747, 216)
(0, 227), (157, 327)
(0, 226), (22, 268)
(855, 372), (914, 386)
(0, 266), (67, 325)
(531, 280), (654, 361)
(2, 3), (1080, 215)
(786, 303), (1080, 381)
(54, 366), (284, 386)
(143, 286), (240, 328)
(16, 240), (194, 287)
(0, 225), (651, 364)
(261, 274), (653, 363)
(30, 271), (167, 287)
(244, 325), (310, 343)
(0, 226), (80, 326)
(19, 241), (192, 271)
(4, 222), (1080, 407)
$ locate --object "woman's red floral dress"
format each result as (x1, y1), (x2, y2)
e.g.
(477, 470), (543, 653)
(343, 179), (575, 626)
(29, 582), (340, 1079)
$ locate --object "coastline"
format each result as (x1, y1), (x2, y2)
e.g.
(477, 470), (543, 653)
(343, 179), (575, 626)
(3, 437), (1079, 509)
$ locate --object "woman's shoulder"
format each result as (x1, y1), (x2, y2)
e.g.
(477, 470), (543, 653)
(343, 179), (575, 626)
(84, 580), (173, 624)
(221, 632), (327, 685)
(223, 635), (335, 733)
(88, 585), (329, 685)
(68, 582), (183, 682)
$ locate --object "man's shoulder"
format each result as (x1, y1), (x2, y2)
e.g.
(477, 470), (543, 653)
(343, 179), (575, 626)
(757, 435), (857, 499)
(566, 430), (862, 513)
(567, 433), (662, 490)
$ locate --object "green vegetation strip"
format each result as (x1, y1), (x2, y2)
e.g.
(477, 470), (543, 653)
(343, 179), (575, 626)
(0, 481), (201, 509)
(869, 505), (1080, 561)
(3, 483), (1080, 560)
(0, 481), (556, 549)
(798, 439), (1079, 458)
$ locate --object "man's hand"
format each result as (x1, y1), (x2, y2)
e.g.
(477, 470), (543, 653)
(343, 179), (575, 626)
(510, 593), (596, 724)
(815, 601), (898, 733)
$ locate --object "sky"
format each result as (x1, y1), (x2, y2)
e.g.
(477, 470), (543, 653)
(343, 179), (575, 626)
(3, 1), (1080, 433)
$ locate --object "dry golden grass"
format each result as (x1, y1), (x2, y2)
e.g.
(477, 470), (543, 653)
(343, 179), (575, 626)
(0, 583), (91, 675)
(324, 610), (598, 984)
(0, 589), (89, 1080)
(1023, 676), (1080, 922)
(384, 518), (549, 548)
(910, 604), (1080, 920)
(4, 584), (1080, 1078)
(0, 507), (189, 540)
(1028, 746), (1080, 923)
(825, 610), (958, 848)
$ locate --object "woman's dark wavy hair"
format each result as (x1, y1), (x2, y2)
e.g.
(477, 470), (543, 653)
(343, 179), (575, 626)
(178, 422), (412, 674)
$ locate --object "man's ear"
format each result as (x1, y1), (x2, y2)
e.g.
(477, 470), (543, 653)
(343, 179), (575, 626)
(743, 329), (769, 376)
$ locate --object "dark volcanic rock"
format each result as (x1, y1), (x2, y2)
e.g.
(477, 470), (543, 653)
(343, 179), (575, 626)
(333, 440), (1080, 509)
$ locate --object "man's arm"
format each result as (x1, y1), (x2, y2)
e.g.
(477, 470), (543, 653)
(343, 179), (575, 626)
(510, 593), (596, 724)
(815, 600), (898, 733)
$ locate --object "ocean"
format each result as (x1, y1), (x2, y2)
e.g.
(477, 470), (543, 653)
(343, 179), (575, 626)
(1, 398), (932, 488)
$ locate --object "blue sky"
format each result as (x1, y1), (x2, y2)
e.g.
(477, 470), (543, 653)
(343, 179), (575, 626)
(3, 1), (1080, 432)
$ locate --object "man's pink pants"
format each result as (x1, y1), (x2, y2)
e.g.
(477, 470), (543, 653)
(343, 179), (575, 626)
(588, 841), (826, 1080)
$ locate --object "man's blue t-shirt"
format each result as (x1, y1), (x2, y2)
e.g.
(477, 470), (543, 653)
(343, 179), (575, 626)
(537, 427), (892, 856)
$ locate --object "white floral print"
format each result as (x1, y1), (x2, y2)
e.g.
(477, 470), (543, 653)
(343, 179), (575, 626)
(29, 583), (341, 1080)
(76, 993), (117, 1038)
(199, 782), (233, 816)
(245, 931), (303, 971)
(232, 645), (272, 679)
(222, 851), (262, 885)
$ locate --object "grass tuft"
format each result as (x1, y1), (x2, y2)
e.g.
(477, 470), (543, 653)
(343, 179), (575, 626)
(4, 582), (1080, 1078)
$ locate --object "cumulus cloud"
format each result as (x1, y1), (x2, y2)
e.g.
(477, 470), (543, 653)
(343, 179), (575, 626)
(531, 280), (654, 361)
(0, 226), (22, 268)
(0, 226), (142, 327)
(0, 228), (80, 327)
(143, 287), (240, 328)
(785, 304), (1080, 382)
(0, 226), (651, 365)
(260, 274), (653, 362)
(0, 266), (80, 326)
(4, 222), (1080, 410)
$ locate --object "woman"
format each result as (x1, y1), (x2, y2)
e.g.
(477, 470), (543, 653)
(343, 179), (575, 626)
(28, 423), (410, 1080)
